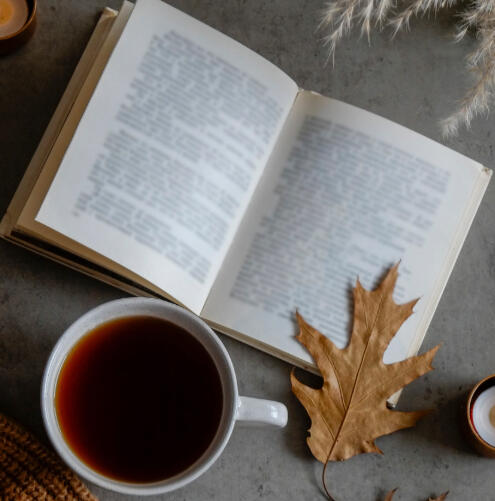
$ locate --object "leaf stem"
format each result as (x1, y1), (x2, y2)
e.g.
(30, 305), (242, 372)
(322, 460), (337, 501)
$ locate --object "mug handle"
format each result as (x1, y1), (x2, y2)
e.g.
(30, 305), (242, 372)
(236, 396), (288, 428)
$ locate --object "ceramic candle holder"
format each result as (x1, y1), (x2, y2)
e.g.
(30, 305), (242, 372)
(466, 374), (495, 458)
(0, 0), (36, 55)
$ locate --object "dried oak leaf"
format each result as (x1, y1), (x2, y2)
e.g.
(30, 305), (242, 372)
(291, 264), (439, 463)
(384, 489), (448, 500)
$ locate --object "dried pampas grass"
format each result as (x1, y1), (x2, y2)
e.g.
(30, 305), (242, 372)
(321, 0), (495, 137)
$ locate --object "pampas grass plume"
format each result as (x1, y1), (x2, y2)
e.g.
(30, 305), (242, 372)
(321, 0), (495, 136)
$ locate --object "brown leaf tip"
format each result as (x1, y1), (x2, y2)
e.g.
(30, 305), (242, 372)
(429, 493), (449, 501)
(385, 489), (448, 501)
(384, 488), (398, 501)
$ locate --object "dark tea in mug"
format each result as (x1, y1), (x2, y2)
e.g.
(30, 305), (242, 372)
(55, 316), (223, 483)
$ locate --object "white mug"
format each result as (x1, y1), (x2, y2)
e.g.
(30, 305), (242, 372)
(41, 297), (288, 496)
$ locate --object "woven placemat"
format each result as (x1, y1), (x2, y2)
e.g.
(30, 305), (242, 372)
(0, 413), (97, 500)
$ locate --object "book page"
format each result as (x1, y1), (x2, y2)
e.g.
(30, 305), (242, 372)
(203, 90), (488, 366)
(0, 7), (118, 238)
(33, 0), (298, 314)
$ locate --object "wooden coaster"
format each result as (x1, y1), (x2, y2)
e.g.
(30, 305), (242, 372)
(0, 412), (97, 500)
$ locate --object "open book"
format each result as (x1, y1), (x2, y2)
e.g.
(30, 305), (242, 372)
(2, 0), (491, 385)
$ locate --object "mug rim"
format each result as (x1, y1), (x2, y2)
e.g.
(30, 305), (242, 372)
(41, 297), (239, 495)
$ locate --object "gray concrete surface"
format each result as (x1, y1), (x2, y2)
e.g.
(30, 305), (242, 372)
(1, 1), (494, 500)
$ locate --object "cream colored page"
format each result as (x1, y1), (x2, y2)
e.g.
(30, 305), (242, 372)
(202, 91), (485, 364)
(35, 0), (297, 314)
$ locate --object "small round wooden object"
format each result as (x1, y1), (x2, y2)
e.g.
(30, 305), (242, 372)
(0, 0), (36, 55)
(466, 374), (495, 458)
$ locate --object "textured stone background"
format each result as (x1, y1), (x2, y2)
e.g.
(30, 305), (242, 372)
(1, 1), (494, 500)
